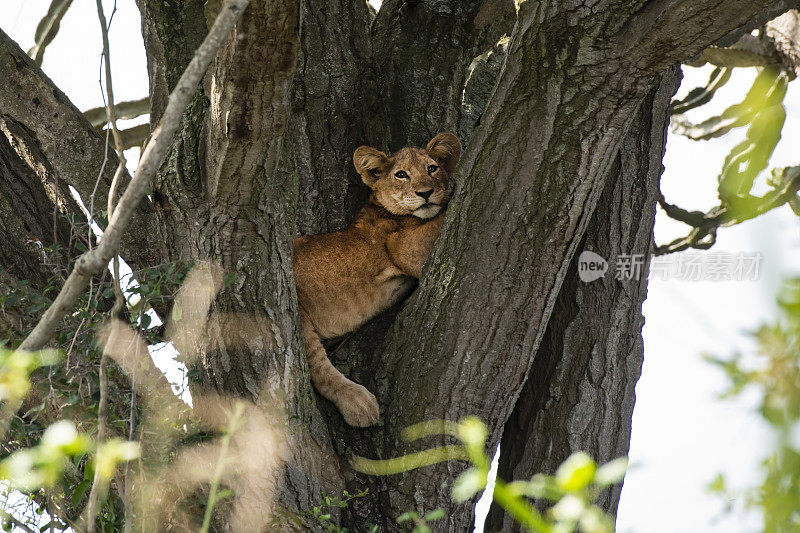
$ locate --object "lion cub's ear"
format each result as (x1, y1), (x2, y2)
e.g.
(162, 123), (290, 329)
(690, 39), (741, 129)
(426, 133), (461, 176)
(353, 146), (389, 186)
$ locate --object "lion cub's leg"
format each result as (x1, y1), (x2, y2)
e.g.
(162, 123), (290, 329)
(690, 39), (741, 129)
(301, 316), (379, 427)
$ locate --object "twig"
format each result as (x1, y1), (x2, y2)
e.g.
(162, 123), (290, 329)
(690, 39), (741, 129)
(86, 1), (125, 528)
(0, 509), (37, 533)
(95, 0), (125, 321)
(655, 165), (800, 255)
(18, 0), (251, 353)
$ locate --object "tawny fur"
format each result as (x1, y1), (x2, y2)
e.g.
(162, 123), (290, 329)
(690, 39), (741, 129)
(293, 133), (461, 427)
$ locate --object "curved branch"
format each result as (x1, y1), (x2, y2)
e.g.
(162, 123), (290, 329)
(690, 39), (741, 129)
(83, 97), (150, 129)
(28, 0), (74, 66)
(669, 67), (732, 116)
(656, 165), (800, 255)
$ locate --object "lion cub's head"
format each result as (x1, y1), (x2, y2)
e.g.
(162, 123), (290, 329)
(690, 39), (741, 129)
(353, 133), (461, 219)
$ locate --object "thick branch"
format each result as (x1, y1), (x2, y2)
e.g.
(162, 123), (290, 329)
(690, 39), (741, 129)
(18, 0), (251, 352)
(204, 1), (299, 204)
(134, 0), (208, 125)
(620, 0), (799, 73)
(368, 0), (516, 150)
(290, 0), (374, 234)
(0, 30), (162, 272)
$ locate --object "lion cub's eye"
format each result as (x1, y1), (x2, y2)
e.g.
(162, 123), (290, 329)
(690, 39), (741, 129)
(394, 170), (410, 180)
(427, 164), (438, 174)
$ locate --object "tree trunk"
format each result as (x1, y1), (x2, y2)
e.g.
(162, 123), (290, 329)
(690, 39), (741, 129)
(2, 0), (797, 530)
(108, 0), (800, 529)
(484, 66), (681, 532)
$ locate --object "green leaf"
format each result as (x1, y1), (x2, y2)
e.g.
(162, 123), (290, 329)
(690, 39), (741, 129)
(397, 512), (417, 523)
(71, 479), (92, 506)
(555, 452), (596, 492)
(423, 509), (445, 521)
(452, 468), (485, 502)
(4, 292), (19, 307)
(707, 473), (727, 494)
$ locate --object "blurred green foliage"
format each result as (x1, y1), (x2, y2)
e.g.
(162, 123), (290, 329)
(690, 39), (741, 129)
(706, 278), (800, 532)
(659, 61), (799, 255)
(353, 417), (627, 533)
(0, 349), (139, 531)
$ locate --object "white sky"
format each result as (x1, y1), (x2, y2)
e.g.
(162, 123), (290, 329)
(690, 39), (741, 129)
(2, 2), (799, 532)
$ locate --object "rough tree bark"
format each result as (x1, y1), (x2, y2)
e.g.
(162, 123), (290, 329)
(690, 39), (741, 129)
(0, 31), (162, 273)
(326, 2), (794, 530)
(2, 0), (799, 531)
(485, 66), (682, 532)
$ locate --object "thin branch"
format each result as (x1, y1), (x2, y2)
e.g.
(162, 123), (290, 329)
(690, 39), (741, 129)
(86, 1), (125, 528)
(18, 0), (251, 352)
(28, 0), (74, 66)
(83, 97), (150, 129)
(656, 165), (800, 255)
(0, 509), (37, 533)
(669, 67), (732, 115)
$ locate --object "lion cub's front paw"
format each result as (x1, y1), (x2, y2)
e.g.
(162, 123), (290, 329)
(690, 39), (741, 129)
(336, 382), (380, 427)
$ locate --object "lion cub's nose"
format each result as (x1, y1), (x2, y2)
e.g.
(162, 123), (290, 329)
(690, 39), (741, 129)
(416, 189), (434, 201)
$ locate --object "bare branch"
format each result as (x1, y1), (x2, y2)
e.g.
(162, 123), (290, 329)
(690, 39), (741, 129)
(85, 0), (126, 528)
(0, 509), (37, 533)
(669, 67), (732, 115)
(28, 0), (74, 66)
(83, 97), (150, 128)
(670, 67), (787, 140)
(18, 0), (251, 352)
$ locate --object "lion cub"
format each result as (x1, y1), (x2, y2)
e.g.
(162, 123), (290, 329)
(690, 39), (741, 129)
(293, 133), (461, 427)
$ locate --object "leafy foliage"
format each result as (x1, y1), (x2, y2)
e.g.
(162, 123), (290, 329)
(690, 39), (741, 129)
(706, 278), (800, 532)
(353, 417), (627, 533)
(658, 49), (799, 255)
